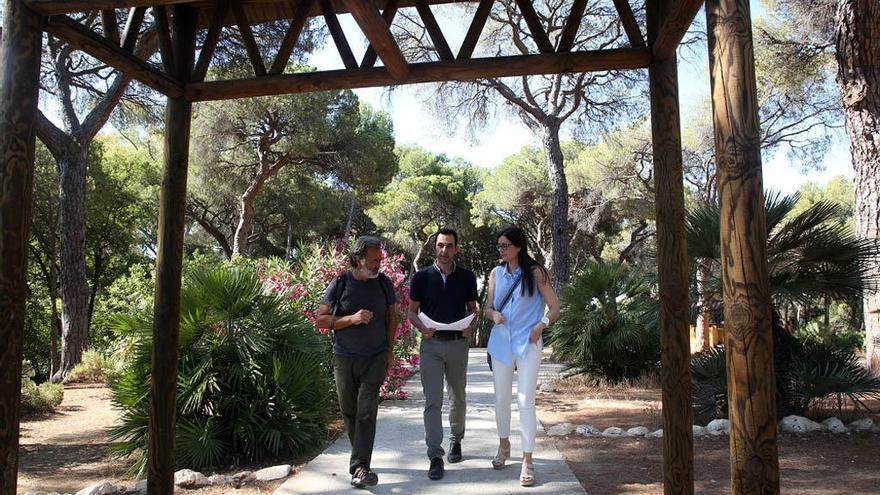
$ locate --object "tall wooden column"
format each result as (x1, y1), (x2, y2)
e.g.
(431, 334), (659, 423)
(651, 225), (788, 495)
(0, 1), (43, 493)
(647, 0), (694, 493)
(706, 0), (779, 493)
(148, 5), (196, 494)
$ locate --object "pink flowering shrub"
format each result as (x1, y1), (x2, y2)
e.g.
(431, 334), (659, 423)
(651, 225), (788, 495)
(257, 239), (419, 400)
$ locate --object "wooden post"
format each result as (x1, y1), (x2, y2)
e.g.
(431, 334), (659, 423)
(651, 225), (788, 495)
(148, 4), (196, 494)
(0, 1), (43, 492)
(706, 0), (780, 493)
(646, 0), (693, 493)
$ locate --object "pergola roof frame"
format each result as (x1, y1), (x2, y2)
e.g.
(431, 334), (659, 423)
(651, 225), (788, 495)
(1, 1), (780, 494)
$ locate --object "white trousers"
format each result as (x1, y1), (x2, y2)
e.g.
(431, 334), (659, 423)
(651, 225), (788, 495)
(492, 342), (541, 453)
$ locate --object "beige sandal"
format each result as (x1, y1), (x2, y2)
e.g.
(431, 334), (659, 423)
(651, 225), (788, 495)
(520, 462), (535, 486)
(491, 444), (511, 470)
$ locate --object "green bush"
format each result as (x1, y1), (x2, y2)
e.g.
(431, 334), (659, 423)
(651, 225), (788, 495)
(108, 264), (334, 475)
(691, 319), (880, 423)
(21, 362), (64, 415)
(547, 261), (659, 382)
(67, 350), (117, 384)
(800, 320), (864, 352)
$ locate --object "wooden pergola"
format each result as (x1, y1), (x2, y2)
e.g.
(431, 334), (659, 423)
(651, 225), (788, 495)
(0, 0), (778, 493)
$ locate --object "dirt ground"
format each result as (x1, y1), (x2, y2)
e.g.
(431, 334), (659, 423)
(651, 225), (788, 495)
(17, 384), (340, 495)
(536, 375), (880, 495)
(19, 375), (880, 494)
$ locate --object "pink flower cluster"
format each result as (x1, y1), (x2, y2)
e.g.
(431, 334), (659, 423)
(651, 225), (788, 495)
(256, 239), (420, 401)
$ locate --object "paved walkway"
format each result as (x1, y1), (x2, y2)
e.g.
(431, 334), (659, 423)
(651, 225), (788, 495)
(275, 349), (586, 494)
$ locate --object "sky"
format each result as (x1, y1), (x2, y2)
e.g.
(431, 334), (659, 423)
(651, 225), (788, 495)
(303, 3), (854, 195)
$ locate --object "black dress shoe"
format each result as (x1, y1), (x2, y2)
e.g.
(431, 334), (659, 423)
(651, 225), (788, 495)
(428, 457), (444, 479)
(447, 442), (462, 463)
(351, 467), (378, 488)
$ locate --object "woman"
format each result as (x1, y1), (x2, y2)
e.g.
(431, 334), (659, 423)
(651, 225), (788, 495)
(484, 227), (561, 486)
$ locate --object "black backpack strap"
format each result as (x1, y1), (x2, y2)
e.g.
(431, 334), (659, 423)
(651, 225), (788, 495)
(330, 273), (348, 335)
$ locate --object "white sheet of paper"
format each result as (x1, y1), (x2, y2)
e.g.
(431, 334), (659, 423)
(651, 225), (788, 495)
(418, 312), (475, 331)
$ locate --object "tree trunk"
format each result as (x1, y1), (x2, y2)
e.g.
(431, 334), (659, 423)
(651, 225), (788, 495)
(52, 147), (91, 382)
(233, 167), (274, 257)
(695, 260), (712, 351)
(343, 192), (357, 240)
(538, 121), (570, 289)
(87, 246), (103, 331)
(835, 0), (880, 371)
(49, 238), (61, 377)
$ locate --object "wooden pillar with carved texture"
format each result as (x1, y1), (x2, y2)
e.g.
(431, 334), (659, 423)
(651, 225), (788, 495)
(0, 1), (44, 492)
(706, 0), (780, 492)
(646, 0), (694, 493)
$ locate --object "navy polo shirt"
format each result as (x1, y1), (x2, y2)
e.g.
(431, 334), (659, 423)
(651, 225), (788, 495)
(410, 263), (479, 324)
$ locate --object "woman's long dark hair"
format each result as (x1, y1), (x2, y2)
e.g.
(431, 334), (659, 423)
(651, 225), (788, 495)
(497, 227), (548, 297)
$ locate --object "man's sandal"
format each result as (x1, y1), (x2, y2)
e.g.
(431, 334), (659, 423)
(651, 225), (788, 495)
(491, 445), (511, 470)
(520, 462), (535, 487)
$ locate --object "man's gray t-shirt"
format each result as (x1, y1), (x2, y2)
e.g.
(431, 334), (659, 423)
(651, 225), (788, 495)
(322, 272), (397, 357)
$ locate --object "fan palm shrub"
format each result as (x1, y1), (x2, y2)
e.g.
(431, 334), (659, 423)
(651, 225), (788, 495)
(547, 260), (659, 381)
(108, 265), (334, 475)
(687, 191), (879, 313)
(691, 316), (880, 423)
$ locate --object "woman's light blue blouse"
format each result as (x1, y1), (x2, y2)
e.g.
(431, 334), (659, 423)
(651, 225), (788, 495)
(487, 264), (546, 365)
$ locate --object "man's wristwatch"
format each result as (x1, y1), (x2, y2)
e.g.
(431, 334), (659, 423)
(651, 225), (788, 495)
(540, 315), (551, 327)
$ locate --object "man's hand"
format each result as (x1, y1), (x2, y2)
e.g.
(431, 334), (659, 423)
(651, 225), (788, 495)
(351, 309), (373, 325)
(462, 327), (472, 338)
(386, 352), (394, 374)
(422, 327), (437, 339)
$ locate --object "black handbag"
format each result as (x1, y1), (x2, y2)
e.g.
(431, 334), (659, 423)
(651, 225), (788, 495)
(487, 270), (521, 372)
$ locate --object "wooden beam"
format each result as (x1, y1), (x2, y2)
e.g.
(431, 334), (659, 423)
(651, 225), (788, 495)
(514, 0), (554, 53)
(647, 0), (693, 493)
(0, 3), (43, 493)
(231, 0), (267, 76)
(26, 0), (474, 18)
(153, 5), (176, 75)
(101, 9), (120, 44)
(360, 0), (399, 68)
(28, 0), (189, 15)
(321, 0), (357, 69)
(457, 0), (493, 59)
(192, 0), (230, 82)
(653, 0), (702, 59)
(269, 0), (316, 75)
(45, 15), (183, 96)
(557, 0), (587, 52)
(148, 3), (196, 494)
(612, 0), (645, 47)
(345, 0), (408, 78)
(187, 47), (651, 101)
(415, 0), (453, 61)
(706, 0), (780, 493)
(120, 6), (146, 52)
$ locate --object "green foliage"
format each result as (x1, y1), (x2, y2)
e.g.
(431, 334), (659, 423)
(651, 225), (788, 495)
(109, 264), (334, 474)
(690, 346), (728, 423)
(687, 191), (880, 313)
(260, 238), (420, 399)
(21, 362), (64, 415)
(799, 320), (864, 353)
(67, 350), (117, 384)
(547, 261), (659, 381)
(691, 322), (880, 423)
(369, 145), (480, 262)
(187, 77), (397, 256)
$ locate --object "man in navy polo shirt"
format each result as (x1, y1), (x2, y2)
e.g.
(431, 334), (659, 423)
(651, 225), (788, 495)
(408, 228), (479, 480)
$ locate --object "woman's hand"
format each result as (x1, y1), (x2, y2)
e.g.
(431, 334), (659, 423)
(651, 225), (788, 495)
(529, 322), (545, 343)
(492, 310), (506, 325)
